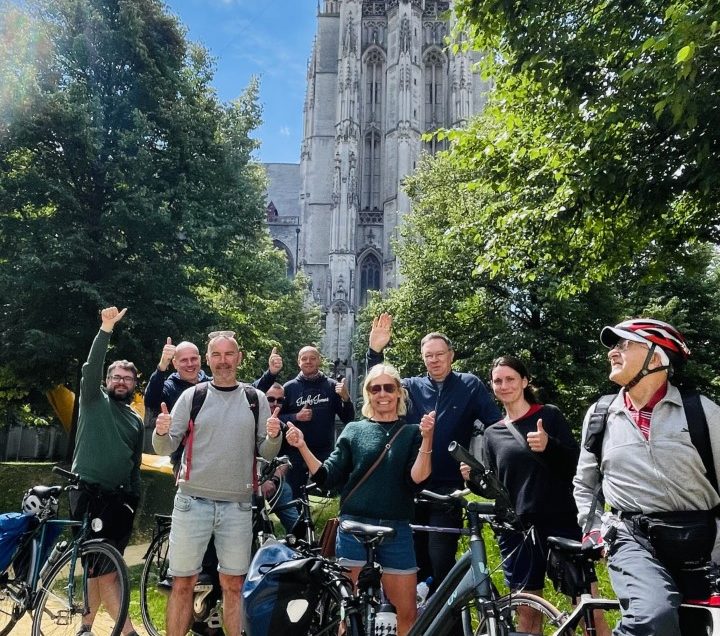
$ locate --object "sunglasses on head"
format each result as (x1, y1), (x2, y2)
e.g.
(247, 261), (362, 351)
(266, 396), (285, 404)
(369, 383), (397, 394)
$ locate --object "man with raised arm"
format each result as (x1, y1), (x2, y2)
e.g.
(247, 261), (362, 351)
(153, 332), (282, 636)
(72, 306), (143, 636)
(366, 313), (503, 593)
(281, 345), (355, 497)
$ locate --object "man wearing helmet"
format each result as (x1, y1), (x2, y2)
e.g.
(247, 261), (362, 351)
(71, 306), (143, 636)
(574, 318), (720, 636)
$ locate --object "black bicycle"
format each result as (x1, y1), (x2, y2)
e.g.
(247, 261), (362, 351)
(0, 465), (130, 636)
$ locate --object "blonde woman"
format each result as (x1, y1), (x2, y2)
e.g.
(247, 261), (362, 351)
(286, 364), (434, 636)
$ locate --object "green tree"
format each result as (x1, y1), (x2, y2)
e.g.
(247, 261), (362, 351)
(0, 0), (320, 420)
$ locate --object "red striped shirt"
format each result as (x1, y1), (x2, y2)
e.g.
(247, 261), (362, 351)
(623, 383), (668, 440)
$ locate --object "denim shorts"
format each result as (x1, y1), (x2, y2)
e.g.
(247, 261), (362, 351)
(168, 493), (253, 577)
(337, 514), (417, 575)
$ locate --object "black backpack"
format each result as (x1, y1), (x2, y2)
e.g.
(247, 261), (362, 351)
(582, 389), (716, 531)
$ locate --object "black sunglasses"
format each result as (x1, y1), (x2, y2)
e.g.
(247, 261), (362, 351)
(369, 383), (397, 394)
(266, 396), (285, 404)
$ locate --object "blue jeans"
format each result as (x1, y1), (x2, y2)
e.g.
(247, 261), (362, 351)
(168, 493), (252, 577)
(270, 481), (300, 534)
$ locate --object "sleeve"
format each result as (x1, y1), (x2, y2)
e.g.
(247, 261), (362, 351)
(540, 406), (580, 480)
(365, 347), (384, 373)
(253, 370), (277, 393)
(321, 428), (354, 491)
(573, 404), (603, 531)
(80, 329), (111, 404)
(702, 396), (720, 490)
(130, 415), (144, 496)
(152, 390), (192, 456)
(144, 368), (170, 410)
(330, 379), (355, 424)
(257, 392), (281, 460)
(470, 376), (503, 426)
(404, 426), (424, 490)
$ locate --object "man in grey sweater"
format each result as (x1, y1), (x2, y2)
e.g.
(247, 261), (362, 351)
(153, 332), (282, 636)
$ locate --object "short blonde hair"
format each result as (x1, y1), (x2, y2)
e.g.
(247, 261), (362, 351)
(361, 364), (408, 419)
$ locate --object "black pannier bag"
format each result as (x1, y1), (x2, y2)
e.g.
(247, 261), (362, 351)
(242, 542), (324, 636)
(546, 546), (596, 602)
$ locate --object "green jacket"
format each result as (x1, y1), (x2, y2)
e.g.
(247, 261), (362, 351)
(71, 329), (143, 496)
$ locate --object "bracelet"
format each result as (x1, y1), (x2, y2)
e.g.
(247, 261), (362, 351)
(418, 448), (432, 454)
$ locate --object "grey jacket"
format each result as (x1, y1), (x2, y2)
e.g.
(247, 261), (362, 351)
(152, 383), (280, 503)
(574, 383), (720, 532)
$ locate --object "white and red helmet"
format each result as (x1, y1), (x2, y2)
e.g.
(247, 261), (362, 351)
(600, 318), (691, 362)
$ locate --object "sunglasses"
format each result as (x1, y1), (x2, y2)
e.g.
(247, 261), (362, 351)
(266, 396), (285, 405)
(369, 383), (397, 394)
(208, 330), (236, 339)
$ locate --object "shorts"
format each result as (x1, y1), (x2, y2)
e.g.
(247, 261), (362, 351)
(498, 523), (591, 591)
(168, 493), (252, 577)
(337, 514), (417, 575)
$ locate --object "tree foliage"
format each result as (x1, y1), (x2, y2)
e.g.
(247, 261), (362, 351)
(0, 0), (320, 417)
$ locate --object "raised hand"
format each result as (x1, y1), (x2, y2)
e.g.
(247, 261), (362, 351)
(296, 404), (312, 422)
(420, 410), (436, 439)
(158, 337), (176, 372)
(285, 422), (305, 448)
(100, 306), (127, 332)
(268, 347), (283, 375)
(335, 377), (350, 402)
(369, 313), (393, 353)
(266, 406), (282, 439)
(526, 418), (549, 452)
(155, 402), (171, 436)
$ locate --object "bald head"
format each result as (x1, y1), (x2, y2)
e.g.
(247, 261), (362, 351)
(173, 341), (201, 383)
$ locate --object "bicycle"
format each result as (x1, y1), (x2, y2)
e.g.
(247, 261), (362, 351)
(538, 535), (720, 635)
(140, 455), (299, 636)
(0, 465), (130, 636)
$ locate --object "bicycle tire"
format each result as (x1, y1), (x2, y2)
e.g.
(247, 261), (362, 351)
(140, 528), (171, 636)
(309, 581), (364, 636)
(474, 592), (569, 636)
(0, 577), (24, 636)
(32, 539), (129, 636)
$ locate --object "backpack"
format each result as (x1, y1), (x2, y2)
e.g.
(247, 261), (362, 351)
(181, 382), (260, 482)
(242, 541), (324, 636)
(582, 389), (715, 531)
(0, 513), (35, 573)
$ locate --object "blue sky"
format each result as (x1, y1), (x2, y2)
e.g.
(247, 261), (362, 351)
(164, 0), (317, 164)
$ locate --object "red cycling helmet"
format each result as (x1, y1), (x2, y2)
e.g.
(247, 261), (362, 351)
(600, 318), (691, 360)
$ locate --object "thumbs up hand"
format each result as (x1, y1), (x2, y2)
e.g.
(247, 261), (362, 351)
(155, 402), (171, 436)
(526, 418), (548, 452)
(266, 406), (282, 439)
(159, 337), (176, 371)
(268, 347), (283, 375)
(335, 377), (350, 402)
(285, 422), (306, 448)
(420, 410), (436, 439)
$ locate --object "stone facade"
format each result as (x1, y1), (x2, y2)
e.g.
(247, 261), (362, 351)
(265, 0), (489, 382)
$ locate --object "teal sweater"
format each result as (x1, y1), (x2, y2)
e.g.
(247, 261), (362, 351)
(317, 418), (423, 521)
(72, 330), (143, 496)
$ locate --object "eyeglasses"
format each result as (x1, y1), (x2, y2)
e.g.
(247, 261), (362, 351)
(369, 383), (397, 394)
(208, 330), (236, 339)
(108, 375), (135, 384)
(611, 339), (647, 352)
(266, 396), (285, 405)
(423, 351), (450, 361)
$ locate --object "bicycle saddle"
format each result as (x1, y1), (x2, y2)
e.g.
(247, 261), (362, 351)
(29, 485), (62, 499)
(340, 520), (396, 542)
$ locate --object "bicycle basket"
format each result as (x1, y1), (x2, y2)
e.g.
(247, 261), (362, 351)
(0, 512), (35, 572)
(242, 542), (323, 636)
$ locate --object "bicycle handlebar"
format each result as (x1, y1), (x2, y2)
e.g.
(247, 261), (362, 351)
(52, 465), (80, 484)
(448, 441), (483, 472)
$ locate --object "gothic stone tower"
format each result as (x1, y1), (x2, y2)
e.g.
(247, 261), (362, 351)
(268, 0), (489, 381)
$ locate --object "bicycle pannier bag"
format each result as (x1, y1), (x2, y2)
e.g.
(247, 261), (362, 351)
(319, 517), (339, 558)
(546, 546), (595, 601)
(0, 513), (34, 572)
(242, 542), (323, 636)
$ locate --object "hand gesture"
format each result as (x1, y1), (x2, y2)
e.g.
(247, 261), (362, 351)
(296, 404), (312, 422)
(335, 378), (350, 402)
(460, 462), (471, 482)
(266, 407), (282, 439)
(100, 306), (127, 332)
(526, 418), (549, 452)
(268, 347), (283, 375)
(155, 402), (171, 436)
(261, 479), (277, 499)
(369, 313), (392, 353)
(285, 422), (305, 448)
(158, 337), (176, 372)
(420, 410), (435, 439)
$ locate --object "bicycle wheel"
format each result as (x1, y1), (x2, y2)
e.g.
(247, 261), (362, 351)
(140, 529), (171, 636)
(310, 584), (363, 636)
(32, 540), (129, 636)
(474, 592), (569, 636)
(0, 579), (23, 636)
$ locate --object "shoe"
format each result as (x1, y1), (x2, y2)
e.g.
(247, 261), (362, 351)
(76, 626), (94, 636)
(157, 576), (173, 593)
